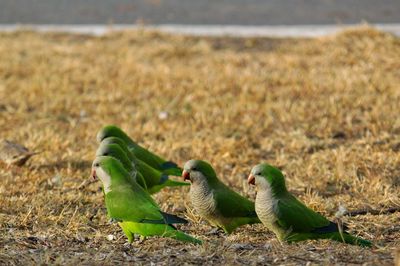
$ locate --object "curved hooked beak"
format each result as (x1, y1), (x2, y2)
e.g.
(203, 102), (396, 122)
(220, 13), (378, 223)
(91, 169), (97, 180)
(247, 174), (255, 185)
(182, 170), (190, 181)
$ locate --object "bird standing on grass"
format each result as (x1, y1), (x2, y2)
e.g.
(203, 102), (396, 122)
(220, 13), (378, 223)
(182, 159), (260, 234)
(97, 140), (189, 194)
(91, 156), (202, 244)
(247, 163), (372, 247)
(95, 143), (147, 190)
(96, 125), (182, 176)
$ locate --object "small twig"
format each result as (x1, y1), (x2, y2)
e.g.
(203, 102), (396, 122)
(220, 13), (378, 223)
(77, 178), (96, 190)
(55, 202), (72, 223)
(67, 206), (79, 228)
(345, 207), (400, 217)
(21, 207), (33, 225)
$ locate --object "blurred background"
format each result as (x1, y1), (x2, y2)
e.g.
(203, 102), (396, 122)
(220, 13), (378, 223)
(0, 0), (399, 36)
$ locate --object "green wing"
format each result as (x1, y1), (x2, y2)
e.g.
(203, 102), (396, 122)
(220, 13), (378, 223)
(276, 193), (332, 233)
(135, 159), (164, 188)
(135, 159), (188, 192)
(213, 181), (258, 218)
(105, 184), (187, 224)
(127, 144), (167, 169)
(135, 172), (148, 190)
(127, 144), (182, 175)
(105, 186), (162, 223)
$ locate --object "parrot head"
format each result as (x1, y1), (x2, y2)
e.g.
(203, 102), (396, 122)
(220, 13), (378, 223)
(95, 143), (133, 171)
(91, 156), (129, 192)
(100, 136), (135, 159)
(182, 160), (217, 184)
(248, 163), (287, 194)
(96, 143), (123, 157)
(96, 125), (131, 144)
(91, 156), (112, 184)
(100, 136), (129, 151)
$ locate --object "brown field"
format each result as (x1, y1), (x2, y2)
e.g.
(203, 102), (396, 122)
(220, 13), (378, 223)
(0, 27), (399, 265)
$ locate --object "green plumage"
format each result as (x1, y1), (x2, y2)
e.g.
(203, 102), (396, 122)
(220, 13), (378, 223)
(92, 156), (202, 245)
(95, 143), (147, 190)
(183, 160), (260, 234)
(249, 163), (372, 247)
(97, 140), (189, 194)
(97, 125), (182, 176)
(119, 222), (201, 244)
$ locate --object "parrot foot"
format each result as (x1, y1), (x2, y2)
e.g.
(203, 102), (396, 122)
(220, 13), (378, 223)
(205, 228), (223, 235)
(108, 218), (118, 224)
(123, 242), (132, 249)
(268, 239), (284, 249)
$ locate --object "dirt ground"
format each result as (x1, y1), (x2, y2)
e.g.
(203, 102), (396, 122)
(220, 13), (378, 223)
(0, 26), (399, 265)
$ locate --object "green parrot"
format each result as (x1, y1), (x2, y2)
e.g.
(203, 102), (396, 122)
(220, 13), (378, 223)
(96, 125), (182, 176)
(247, 163), (372, 247)
(91, 156), (202, 245)
(98, 136), (132, 156)
(182, 160), (260, 234)
(95, 143), (147, 190)
(98, 139), (189, 194)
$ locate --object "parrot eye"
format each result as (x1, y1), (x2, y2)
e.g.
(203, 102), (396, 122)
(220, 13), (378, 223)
(192, 167), (197, 171)
(104, 152), (109, 156)
(94, 162), (100, 167)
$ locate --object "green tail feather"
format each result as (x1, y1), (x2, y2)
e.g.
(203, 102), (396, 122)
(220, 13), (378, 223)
(163, 167), (183, 177)
(222, 216), (262, 234)
(162, 230), (203, 245)
(119, 221), (202, 245)
(286, 232), (372, 247)
(147, 180), (189, 194)
(164, 179), (190, 187)
(332, 232), (372, 247)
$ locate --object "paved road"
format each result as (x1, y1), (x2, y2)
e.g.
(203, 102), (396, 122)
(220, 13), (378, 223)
(0, 0), (399, 25)
(1, 24), (400, 38)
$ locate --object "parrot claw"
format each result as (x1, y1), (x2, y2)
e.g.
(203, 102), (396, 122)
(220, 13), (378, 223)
(108, 218), (120, 224)
(268, 239), (283, 249)
(123, 242), (132, 249)
(205, 228), (223, 235)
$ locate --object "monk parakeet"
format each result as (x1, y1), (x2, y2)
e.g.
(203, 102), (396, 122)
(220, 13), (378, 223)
(248, 163), (372, 247)
(98, 136), (132, 156)
(95, 143), (147, 190)
(91, 156), (202, 245)
(182, 160), (260, 234)
(98, 139), (189, 194)
(96, 125), (182, 176)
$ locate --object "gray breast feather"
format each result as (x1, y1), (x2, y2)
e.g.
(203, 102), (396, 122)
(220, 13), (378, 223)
(190, 185), (216, 217)
(255, 191), (278, 225)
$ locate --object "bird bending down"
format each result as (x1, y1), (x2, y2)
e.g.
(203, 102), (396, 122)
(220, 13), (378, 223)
(96, 140), (188, 194)
(96, 125), (182, 176)
(91, 156), (202, 244)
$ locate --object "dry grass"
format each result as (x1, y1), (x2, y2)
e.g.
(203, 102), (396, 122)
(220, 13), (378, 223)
(0, 26), (399, 265)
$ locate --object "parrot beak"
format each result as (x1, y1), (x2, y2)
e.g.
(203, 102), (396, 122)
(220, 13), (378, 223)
(247, 174), (256, 185)
(182, 170), (190, 181)
(91, 169), (97, 180)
